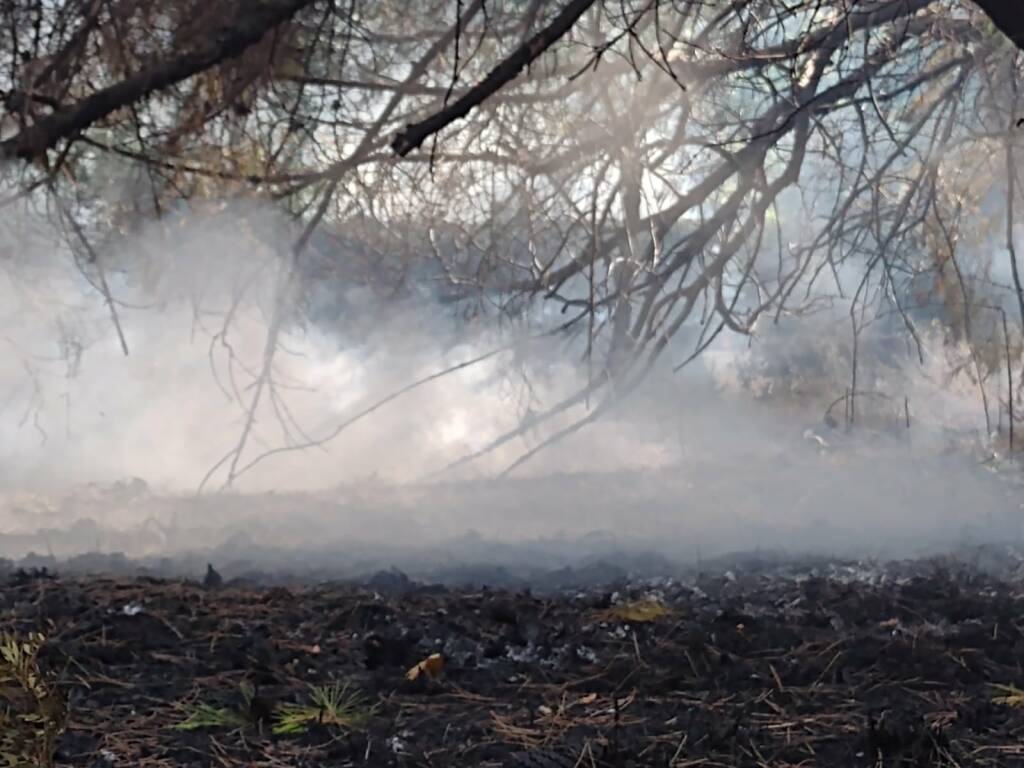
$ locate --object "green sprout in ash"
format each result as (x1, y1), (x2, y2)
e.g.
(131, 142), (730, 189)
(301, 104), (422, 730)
(174, 680), (374, 737)
(173, 680), (257, 732)
(273, 682), (375, 736)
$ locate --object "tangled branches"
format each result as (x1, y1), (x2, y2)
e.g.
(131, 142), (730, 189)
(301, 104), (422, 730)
(2, 0), (1024, 481)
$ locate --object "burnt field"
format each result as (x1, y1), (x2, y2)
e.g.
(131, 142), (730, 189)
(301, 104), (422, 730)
(4, 555), (1024, 767)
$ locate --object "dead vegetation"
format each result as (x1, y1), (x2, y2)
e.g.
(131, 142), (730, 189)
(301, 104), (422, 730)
(0, 631), (66, 768)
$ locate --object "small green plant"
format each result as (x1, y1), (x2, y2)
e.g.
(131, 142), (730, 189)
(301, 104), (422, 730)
(175, 680), (373, 737)
(272, 682), (374, 736)
(173, 702), (251, 731)
(0, 632), (66, 768)
(173, 680), (256, 732)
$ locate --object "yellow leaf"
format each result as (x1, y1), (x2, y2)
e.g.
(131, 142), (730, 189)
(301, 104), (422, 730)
(992, 683), (1024, 707)
(406, 653), (444, 682)
(598, 599), (674, 624)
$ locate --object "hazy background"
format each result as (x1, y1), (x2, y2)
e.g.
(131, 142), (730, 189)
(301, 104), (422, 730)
(0, 200), (1019, 575)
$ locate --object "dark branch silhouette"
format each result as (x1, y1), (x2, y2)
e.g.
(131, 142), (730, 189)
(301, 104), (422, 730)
(0, 0), (315, 162)
(390, 0), (601, 156)
(971, 0), (1024, 52)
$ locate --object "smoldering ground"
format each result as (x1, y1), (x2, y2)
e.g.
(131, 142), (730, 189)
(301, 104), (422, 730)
(0, 201), (1021, 576)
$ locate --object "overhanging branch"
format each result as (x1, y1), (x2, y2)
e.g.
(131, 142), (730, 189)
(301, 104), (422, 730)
(0, 0), (317, 162)
(390, 0), (601, 157)
(970, 0), (1024, 52)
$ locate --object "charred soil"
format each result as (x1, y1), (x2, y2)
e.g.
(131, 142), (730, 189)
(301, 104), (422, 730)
(3, 558), (1024, 766)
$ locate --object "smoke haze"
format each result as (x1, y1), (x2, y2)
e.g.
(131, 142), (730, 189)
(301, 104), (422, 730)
(0, 200), (1020, 574)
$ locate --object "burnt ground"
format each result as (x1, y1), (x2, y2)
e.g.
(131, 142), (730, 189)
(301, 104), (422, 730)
(4, 555), (1024, 767)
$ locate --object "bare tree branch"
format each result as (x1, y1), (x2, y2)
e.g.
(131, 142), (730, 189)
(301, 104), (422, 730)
(390, 0), (601, 156)
(970, 0), (1024, 51)
(0, 0), (316, 162)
